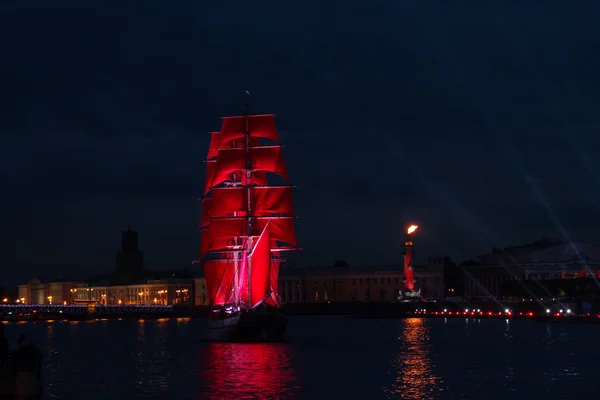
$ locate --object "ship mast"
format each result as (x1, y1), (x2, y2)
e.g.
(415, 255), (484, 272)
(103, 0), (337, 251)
(244, 95), (253, 308)
(199, 102), (298, 310)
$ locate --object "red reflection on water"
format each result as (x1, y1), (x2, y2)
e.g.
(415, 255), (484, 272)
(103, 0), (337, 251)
(197, 343), (299, 399)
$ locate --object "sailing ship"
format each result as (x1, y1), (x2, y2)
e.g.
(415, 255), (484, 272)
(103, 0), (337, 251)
(199, 106), (297, 342)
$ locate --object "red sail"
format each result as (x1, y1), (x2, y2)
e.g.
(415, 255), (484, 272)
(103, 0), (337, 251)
(203, 218), (295, 251)
(252, 171), (268, 185)
(199, 229), (223, 257)
(232, 171), (267, 185)
(209, 147), (289, 190)
(207, 132), (220, 159)
(201, 198), (212, 228)
(210, 188), (246, 218)
(251, 147), (289, 180)
(255, 218), (296, 246)
(265, 258), (281, 307)
(199, 228), (210, 256)
(203, 260), (236, 305)
(252, 187), (293, 216)
(249, 223), (271, 307)
(211, 148), (246, 189)
(200, 219), (247, 255)
(219, 114), (280, 146)
(207, 169), (267, 195)
(204, 137), (262, 194)
(200, 112), (297, 311)
(203, 161), (216, 195)
(209, 187), (293, 218)
(209, 134), (257, 161)
(238, 248), (249, 303)
(210, 219), (247, 237)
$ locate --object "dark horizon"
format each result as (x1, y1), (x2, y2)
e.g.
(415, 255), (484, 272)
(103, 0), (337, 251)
(3, 1), (600, 285)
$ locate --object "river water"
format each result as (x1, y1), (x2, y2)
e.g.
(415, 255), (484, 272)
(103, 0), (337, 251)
(2, 316), (597, 399)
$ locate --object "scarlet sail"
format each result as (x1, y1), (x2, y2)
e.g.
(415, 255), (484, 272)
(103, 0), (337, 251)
(208, 187), (294, 218)
(207, 146), (289, 190)
(199, 111), (297, 309)
(265, 258), (281, 307)
(204, 260), (236, 305)
(248, 222), (271, 308)
(218, 114), (280, 146)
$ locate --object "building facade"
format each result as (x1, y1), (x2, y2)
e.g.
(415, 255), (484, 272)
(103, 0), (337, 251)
(277, 260), (445, 303)
(18, 278), (198, 306)
(462, 239), (600, 298)
(17, 230), (206, 306)
(17, 260), (445, 305)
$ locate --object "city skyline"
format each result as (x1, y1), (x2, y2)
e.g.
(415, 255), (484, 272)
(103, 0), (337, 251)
(2, 2), (600, 282)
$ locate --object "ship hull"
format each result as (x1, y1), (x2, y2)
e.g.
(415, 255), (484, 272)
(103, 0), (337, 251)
(206, 313), (242, 341)
(206, 309), (288, 342)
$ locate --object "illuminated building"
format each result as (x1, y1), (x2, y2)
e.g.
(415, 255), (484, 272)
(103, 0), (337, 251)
(275, 260), (445, 303)
(18, 229), (200, 306)
(18, 262), (444, 305)
(461, 238), (600, 298)
(18, 278), (196, 306)
(16, 229), (446, 305)
(18, 278), (81, 305)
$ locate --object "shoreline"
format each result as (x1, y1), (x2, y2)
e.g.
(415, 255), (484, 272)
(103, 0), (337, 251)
(1, 302), (599, 325)
(2, 315), (598, 325)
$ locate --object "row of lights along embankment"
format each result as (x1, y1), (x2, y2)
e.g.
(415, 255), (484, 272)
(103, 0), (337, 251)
(411, 308), (590, 318)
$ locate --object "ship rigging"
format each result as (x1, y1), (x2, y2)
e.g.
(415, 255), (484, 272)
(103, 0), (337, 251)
(198, 101), (297, 340)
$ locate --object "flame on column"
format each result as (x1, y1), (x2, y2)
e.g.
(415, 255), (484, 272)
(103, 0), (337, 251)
(407, 225), (418, 235)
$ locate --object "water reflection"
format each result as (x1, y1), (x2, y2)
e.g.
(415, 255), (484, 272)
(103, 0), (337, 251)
(503, 319), (516, 388)
(540, 324), (580, 387)
(198, 343), (298, 399)
(135, 319), (171, 395)
(385, 318), (444, 399)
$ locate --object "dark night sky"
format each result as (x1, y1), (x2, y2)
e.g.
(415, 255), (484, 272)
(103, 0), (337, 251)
(2, 1), (600, 284)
